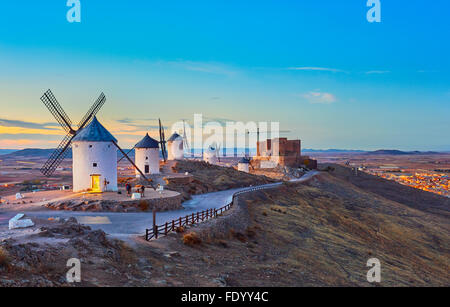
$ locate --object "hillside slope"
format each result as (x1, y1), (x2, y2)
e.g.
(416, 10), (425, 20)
(148, 172), (449, 286)
(324, 164), (450, 217)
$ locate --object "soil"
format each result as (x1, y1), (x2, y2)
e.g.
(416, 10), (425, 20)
(166, 160), (276, 201)
(1, 167), (448, 287)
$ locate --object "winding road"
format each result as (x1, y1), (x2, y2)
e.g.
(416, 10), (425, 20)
(0, 171), (319, 241)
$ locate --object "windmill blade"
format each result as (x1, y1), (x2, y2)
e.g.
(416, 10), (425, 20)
(112, 141), (156, 189)
(182, 120), (190, 152)
(159, 119), (167, 162)
(77, 92), (106, 129)
(40, 132), (75, 176)
(117, 146), (135, 163)
(40, 89), (74, 134)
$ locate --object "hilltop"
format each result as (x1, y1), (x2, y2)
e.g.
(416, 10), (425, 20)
(366, 149), (440, 155)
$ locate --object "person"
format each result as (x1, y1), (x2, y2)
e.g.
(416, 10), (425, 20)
(125, 183), (131, 197)
(140, 185), (145, 197)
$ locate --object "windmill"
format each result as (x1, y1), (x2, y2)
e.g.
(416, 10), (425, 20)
(158, 118), (168, 162)
(39, 89), (150, 182)
(182, 119), (191, 153)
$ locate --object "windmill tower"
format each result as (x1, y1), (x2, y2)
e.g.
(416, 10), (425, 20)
(134, 133), (160, 176)
(72, 117), (118, 192)
(203, 143), (219, 164)
(39, 89), (149, 192)
(167, 132), (184, 160)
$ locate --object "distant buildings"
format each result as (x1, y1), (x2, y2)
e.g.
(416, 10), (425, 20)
(252, 137), (317, 169)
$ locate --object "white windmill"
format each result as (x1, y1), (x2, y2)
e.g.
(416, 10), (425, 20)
(134, 133), (161, 176)
(203, 142), (220, 164)
(167, 132), (184, 160)
(39, 89), (151, 193)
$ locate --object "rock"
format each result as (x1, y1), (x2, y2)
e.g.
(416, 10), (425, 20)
(9, 214), (34, 230)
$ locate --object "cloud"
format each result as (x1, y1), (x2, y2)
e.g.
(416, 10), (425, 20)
(301, 91), (337, 104)
(287, 67), (345, 73)
(365, 70), (391, 74)
(0, 118), (60, 130)
(114, 118), (161, 132)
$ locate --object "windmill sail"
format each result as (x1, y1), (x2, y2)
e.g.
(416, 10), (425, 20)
(39, 90), (107, 177)
(159, 118), (167, 162)
(40, 133), (75, 176)
(78, 92), (106, 129)
(41, 89), (74, 133)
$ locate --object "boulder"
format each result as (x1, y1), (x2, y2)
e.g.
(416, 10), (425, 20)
(9, 213), (34, 230)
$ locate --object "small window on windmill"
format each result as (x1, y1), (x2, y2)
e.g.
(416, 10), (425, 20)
(146, 157), (148, 160)
(93, 163), (98, 167)
(89, 145), (93, 148)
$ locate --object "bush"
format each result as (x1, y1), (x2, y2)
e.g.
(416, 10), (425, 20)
(182, 232), (202, 246)
(175, 226), (185, 233)
(138, 200), (150, 211)
(0, 247), (9, 267)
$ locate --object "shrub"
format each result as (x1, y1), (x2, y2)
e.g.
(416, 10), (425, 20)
(175, 226), (185, 233)
(182, 232), (202, 246)
(138, 200), (150, 211)
(0, 247), (9, 267)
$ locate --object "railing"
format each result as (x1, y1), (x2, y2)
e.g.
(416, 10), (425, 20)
(145, 202), (233, 240)
(145, 182), (285, 241)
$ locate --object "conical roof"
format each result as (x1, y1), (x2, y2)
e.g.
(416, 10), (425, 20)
(135, 133), (159, 149)
(168, 132), (182, 142)
(73, 116), (117, 142)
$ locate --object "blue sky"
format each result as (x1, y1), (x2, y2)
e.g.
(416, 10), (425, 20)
(0, 0), (449, 150)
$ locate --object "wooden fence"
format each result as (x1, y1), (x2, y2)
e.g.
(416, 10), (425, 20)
(145, 182), (284, 241)
(145, 202), (234, 240)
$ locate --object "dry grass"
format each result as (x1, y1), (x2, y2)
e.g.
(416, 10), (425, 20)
(175, 226), (185, 233)
(182, 232), (202, 246)
(229, 229), (247, 243)
(0, 247), (10, 267)
(138, 200), (150, 211)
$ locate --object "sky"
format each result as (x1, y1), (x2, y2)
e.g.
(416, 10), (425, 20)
(0, 0), (449, 151)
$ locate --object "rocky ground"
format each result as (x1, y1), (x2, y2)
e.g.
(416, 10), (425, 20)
(1, 165), (448, 287)
(166, 160), (276, 201)
(146, 171), (449, 286)
(0, 217), (144, 286)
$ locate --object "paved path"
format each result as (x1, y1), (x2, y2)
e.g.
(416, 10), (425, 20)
(0, 171), (319, 241)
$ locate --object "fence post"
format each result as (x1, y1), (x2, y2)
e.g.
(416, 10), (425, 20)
(153, 210), (158, 239)
(186, 215), (188, 225)
(192, 213), (194, 224)
(145, 229), (149, 241)
(172, 220), (175, 231)
(165, 222), (168, 235)
(179, 217), (182, 227)
(197, 212), (199, 223)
